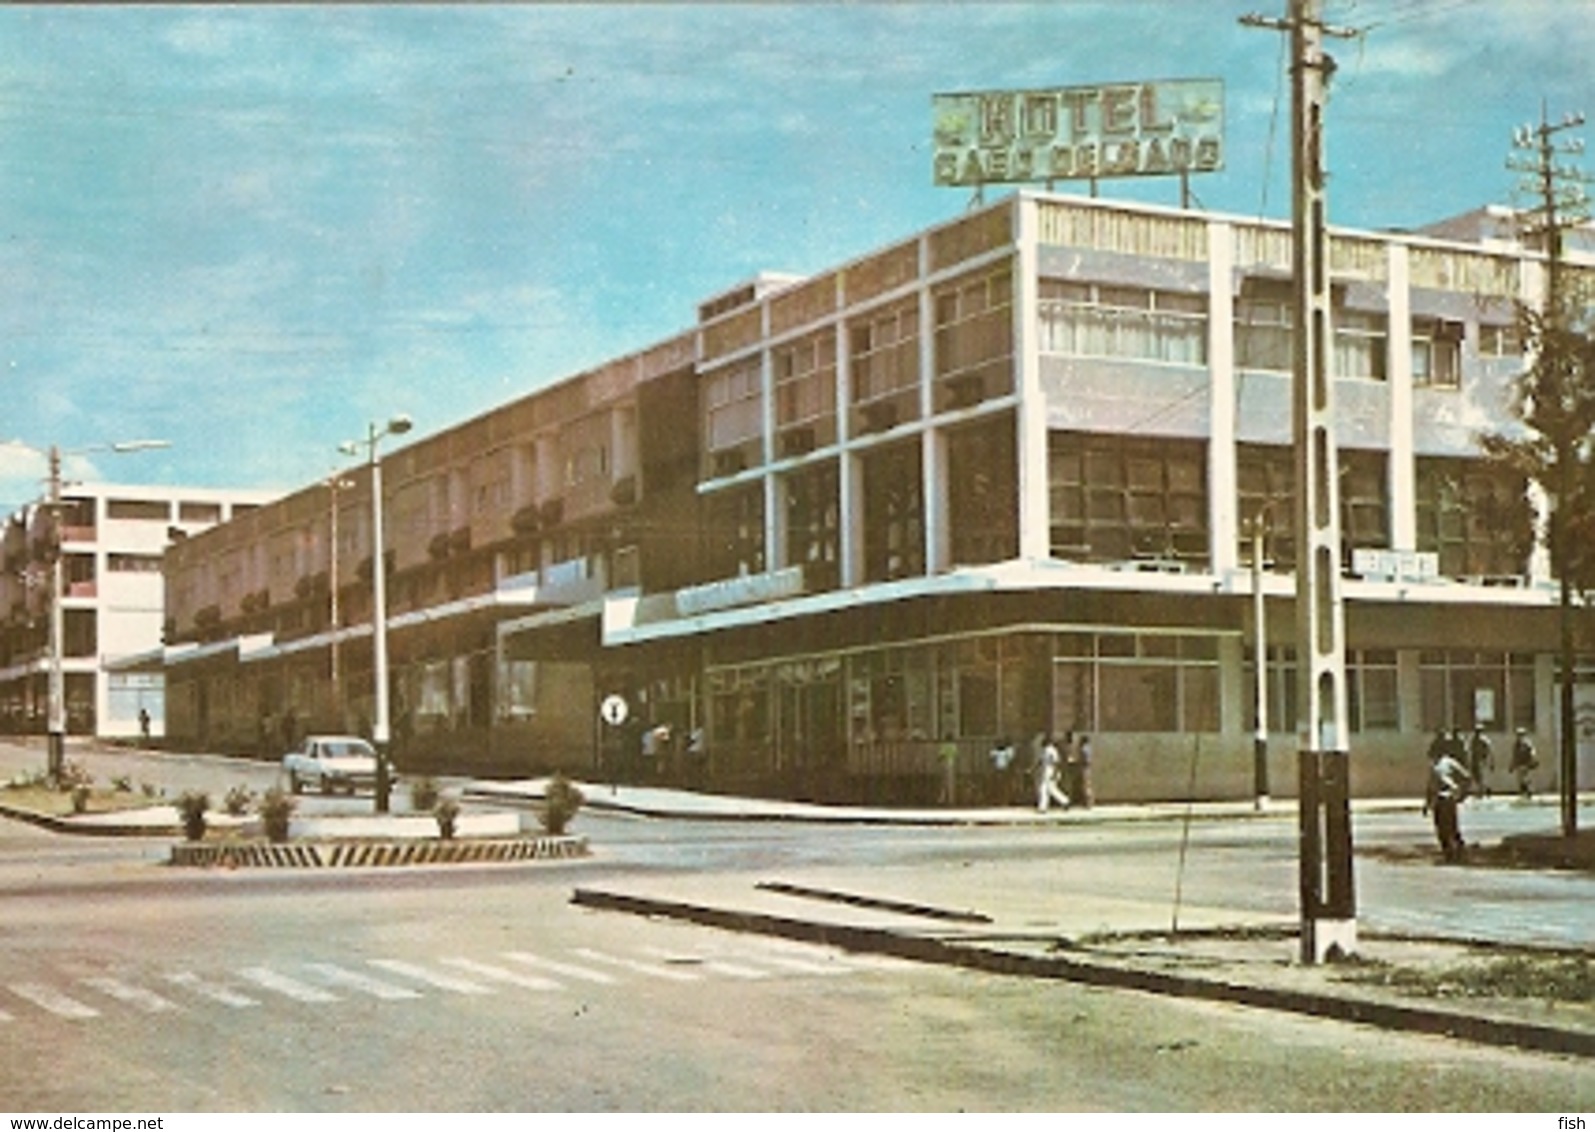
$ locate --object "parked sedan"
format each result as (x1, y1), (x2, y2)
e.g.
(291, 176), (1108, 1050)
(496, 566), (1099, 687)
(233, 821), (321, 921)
(281, 735), (389, 795)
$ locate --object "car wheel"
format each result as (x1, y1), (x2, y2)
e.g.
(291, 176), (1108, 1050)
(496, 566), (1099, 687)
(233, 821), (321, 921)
(319, 776), (332, 795)
(289, 771), (302, 795)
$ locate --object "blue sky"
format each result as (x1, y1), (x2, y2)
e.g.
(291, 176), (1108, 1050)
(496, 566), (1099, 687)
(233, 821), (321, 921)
(1, 1), (1592, 510)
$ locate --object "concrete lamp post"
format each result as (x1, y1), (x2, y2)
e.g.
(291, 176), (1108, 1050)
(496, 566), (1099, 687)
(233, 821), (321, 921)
(41, 439), (170, 780)
(339, 414), (413, 814)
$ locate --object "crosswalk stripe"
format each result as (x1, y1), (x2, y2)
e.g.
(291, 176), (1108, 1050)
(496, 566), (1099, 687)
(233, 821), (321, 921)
(439, 957), (561, 991)
(82, 977), (178, 1013)
(239, 967), (339, 1003)
(637, 946), (770, 979)
(9, 983), (99, 1019)
(730, 945), (850, 976)
(571, 947), (702, 982)
(367, 959), (490, 994)
(501, 950), (617, 985)
(165, 972), (259, 1008)
(303, 963), (422, 1001)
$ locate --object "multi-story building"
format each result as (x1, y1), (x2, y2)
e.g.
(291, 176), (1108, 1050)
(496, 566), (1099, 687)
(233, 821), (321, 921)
(1, 484), (278, 741)
(147, 192), (1595, 802)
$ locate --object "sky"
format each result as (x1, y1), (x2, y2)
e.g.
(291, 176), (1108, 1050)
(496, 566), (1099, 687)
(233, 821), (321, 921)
(1, 0), (1593, 511)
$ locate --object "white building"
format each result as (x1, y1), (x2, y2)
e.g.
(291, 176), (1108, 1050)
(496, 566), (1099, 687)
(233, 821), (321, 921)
(1, 484), (278, 740)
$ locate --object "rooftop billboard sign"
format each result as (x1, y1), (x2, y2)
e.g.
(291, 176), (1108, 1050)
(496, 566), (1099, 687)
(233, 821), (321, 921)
(932, 78), (1224, 188)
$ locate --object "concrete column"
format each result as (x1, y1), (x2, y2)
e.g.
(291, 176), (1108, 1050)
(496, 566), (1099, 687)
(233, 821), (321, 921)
(1012, 196), (1050, 562)
(1387, 242), (1416, 551)
(1208, 220), (1239, 574)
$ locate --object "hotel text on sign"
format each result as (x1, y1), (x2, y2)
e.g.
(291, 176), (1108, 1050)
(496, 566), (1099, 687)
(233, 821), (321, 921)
(932, 78), (1224, 187)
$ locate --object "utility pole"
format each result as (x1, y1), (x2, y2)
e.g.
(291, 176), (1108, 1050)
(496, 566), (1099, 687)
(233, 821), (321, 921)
(45, 446), (64, 781)
(1243, 0), (1360, 964)
(1508, 104), (1589, 841)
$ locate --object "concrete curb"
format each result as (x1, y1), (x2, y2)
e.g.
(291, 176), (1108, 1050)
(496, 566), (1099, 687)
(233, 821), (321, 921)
(569, 887), (1595, 1060)
(171, 835), (589, 868)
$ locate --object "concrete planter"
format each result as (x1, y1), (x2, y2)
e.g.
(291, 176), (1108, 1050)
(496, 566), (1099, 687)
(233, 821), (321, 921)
(169, 834), (589, 868)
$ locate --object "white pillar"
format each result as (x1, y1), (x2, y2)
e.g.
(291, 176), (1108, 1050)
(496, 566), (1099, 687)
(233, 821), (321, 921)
(1387, 242), (1416, 551)
(1208, 220), (1239, 574)
(1013, 196), (1050, 562)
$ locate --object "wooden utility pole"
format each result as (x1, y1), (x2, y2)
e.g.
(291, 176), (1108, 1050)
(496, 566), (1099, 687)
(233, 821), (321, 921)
(1508, 104), (1590, 839)
(1243, 0), (1360, 964)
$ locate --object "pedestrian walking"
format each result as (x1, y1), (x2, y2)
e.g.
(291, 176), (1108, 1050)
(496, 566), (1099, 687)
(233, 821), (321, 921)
(137, 707), (151, 746)
(988, 737), (1015, 805)
(1074, 733), (1094, 809)
(1034, 734), (1070, 813)
(1467, 726), (1494, 797)
(1423, 739), (1474, 863)
(1509, 727), (1539, 800)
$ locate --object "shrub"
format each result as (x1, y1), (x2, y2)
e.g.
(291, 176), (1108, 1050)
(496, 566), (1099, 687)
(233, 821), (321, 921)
(57, 760), (92, 792)
(540, 773), (584, 835)
(434, 797), (461, 840)
(176, 791), (209, 842)
(258, 787), (294, 843)
(409, 775), (441, 812)
(112, 775), (133, 793)
(71, 784), (91, 814)
(223, 785), (254, 817)
(140, 781), (160, 798)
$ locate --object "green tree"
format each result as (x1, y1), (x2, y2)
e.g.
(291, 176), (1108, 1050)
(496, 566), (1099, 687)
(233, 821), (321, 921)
(1480, 295), (1595, 838)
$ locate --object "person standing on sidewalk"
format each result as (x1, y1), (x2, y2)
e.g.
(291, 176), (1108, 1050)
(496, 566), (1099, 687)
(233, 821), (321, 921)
(1034, 734), (1070, 813)
(1467, 726), (1494, 797)
(1423, 740), (1474, 863)
(1509, 727), (1539, 799)
(1073, 733), (1094, 809)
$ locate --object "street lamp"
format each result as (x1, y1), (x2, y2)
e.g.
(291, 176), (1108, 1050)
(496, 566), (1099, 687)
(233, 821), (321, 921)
(324, 474), (355, 728)
(41, 439), (170, 779)
(1243, 505), (1278, 811)
(339, 415), (412, 813)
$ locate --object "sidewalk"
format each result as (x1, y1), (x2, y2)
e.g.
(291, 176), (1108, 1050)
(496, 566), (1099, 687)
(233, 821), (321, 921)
(475, 776), (1594, 1059)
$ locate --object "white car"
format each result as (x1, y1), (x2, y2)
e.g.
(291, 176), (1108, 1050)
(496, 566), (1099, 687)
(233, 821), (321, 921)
(282, 735), (387, 795)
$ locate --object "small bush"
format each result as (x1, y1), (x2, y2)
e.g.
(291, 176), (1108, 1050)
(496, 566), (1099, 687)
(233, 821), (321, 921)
(409, 775), (441, 812)
(223, 785), (254, 817)
(540, 773), (584, 835)
(258, 787), (294, 843)
(112, 775), (133, 793)
(57, 760), (92, 791)
(434, 797), (461, 840)
(71, 784), (91, 814)
(140, 781), (160, 798)
(176, 791), (209, 842)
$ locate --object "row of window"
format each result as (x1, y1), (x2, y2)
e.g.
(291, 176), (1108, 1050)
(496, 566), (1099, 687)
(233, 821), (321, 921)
(702, 635), (1532, 743)
(700, 429), (1531, 590)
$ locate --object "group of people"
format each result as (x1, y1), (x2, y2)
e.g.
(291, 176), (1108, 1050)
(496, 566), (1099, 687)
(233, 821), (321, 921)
(1423, 723), (1539, 862)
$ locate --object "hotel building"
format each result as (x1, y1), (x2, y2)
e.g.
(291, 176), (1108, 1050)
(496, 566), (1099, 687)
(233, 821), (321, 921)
(141, 192), (1593, 802)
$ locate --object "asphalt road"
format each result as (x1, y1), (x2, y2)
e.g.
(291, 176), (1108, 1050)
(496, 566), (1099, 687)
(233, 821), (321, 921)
(0, 739), (1590, 1111)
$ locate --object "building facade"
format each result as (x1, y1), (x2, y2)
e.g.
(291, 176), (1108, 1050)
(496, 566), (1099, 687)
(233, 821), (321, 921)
(148, 192), (1595, 802)
(1, 485), (277, 740)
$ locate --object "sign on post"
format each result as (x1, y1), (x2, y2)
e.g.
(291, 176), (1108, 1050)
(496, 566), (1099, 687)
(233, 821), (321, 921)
(599, 693), (630, 728)
(932, 78), (1224, 187)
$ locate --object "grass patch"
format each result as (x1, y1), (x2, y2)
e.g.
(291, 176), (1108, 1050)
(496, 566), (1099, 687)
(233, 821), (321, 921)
(0, 784), (164, 819)
(1337, 954), (1595, 1003)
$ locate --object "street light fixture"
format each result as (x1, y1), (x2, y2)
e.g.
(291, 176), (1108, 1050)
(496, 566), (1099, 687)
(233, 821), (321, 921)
(40, 439), (171, 779)
(339, 414), (413, 813)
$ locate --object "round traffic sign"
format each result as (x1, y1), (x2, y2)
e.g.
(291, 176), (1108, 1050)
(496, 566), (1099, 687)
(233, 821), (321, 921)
(599, 693), (629, 727)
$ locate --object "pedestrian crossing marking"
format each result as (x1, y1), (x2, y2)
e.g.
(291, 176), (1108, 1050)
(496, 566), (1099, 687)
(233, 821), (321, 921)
(501, 950), (617, 985)
(165, 972), (258, 1008)
(571, 947), (702, 982)
(637, 946), (770, 979)
(239, 966), (339, 1004)
(303, 963), (422, 1001)
(0, 935), (925, 1026)
(81, 977), (178, 1013)
(8, 983), (99, 1019)
(439, 957), (560, 991)
(367, 958), (490, 995)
